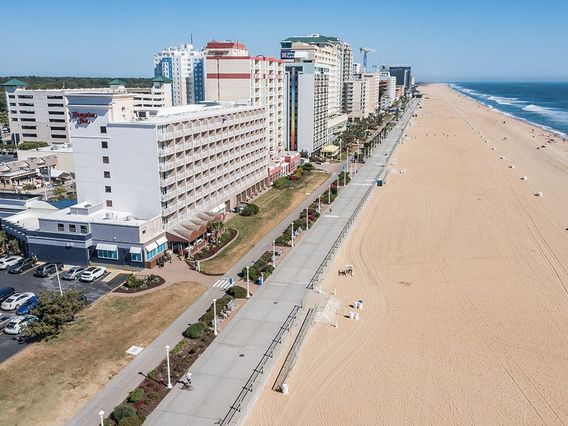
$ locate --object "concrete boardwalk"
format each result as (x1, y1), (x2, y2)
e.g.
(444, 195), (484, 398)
(147, 101), (418, 425)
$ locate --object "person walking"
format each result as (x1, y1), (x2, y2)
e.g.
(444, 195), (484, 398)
(184, 371), (193, 389)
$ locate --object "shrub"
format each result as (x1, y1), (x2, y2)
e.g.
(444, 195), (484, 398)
(170, 339), (187, 354)
(240, 203), (259, 216)
(273, 176), (289, 189)
(274, 235), (289, 246)
(17, 141), (49, 150)
(118, 417), (142, 426)
(103, 419), (113, 426)
(127, 388), (144, 403)
(183, 322), (205, 339)
(303, 162), (315, 171)
(147, 392), (160, 401)
(125, 275), (145, 288)
(112, 405), (137, 422)
(22, 183), (37, 191)
(226, 285), (247, 299)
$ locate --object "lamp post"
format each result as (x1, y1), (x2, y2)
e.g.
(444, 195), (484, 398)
(213, 298), (218, 336)
(291, 222), (294, 247)
(344, 149), (349, 186)
(98, 411), (104, 426)
(165, 345), (172, 389)
(318, 196), (321, 213)
(328, 186), (331, 204)
(246, 266), (250, 298)
(272, 240), (276, 268)
(305, 207), (309, 230)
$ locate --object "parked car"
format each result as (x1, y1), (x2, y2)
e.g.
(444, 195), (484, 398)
(4, 315), (37, 335)
(233, 203), (248, 213)
(7, 257), (36, 274)
(0, 256), (23, 270)
(79, 266), (106, 283)
(0, 313), (16, 328)
(34, 262), (62, 278)
(16, 295), (40, 315)
(62, 266), (86, 281)
(0, 287), (16, 303)
(1, 292), (35, 311)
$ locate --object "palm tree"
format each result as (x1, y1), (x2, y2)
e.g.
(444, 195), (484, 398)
(208, 220), (225, 245)
(7, 239), (20, 255)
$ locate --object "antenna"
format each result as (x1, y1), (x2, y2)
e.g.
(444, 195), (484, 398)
(190, 33), (193, 45)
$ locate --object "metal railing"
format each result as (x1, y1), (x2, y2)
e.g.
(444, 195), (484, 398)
(221, 304), (302, 425)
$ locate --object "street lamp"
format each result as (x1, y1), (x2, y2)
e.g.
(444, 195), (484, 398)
(291, 222), (294, 247)
(246, 266), (250, 298)
(98, 411), (104, 426)
(318, 196), (321, 213)
(328, 186), (331, 204)
(213, 298), (218, 336)
(272, 240), (276, 268)
(305, 207), (309, 230)
(165, 345), (172, 389)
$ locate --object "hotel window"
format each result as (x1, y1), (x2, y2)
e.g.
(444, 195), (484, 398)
(131, 251), (142, 263)
(100, 126), (107, 134)
(106, 200), (113, 207)
(69, 224), (76, 233)
(102, 156), (109, 164)
(104, 171), (110, 178)
(97, 248), (118, 260)
(80, 225), (88, 234)
(101, 141), (108, 149)
(105, 186), (111, 193)
(57, 223), (64, 231)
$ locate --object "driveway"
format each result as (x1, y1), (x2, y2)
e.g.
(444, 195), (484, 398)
(0, 266), (125, 363)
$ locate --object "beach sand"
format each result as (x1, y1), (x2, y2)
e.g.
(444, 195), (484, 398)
(247, 84), (568, 425)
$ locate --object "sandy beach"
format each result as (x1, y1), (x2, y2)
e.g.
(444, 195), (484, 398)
(247, 84), (568, 425)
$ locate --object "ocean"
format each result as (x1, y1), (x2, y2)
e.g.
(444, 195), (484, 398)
(449, 82), (568, 138)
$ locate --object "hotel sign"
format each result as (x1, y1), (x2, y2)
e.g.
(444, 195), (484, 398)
(71, 112), (97, 125)
(281, 50), (296, 60)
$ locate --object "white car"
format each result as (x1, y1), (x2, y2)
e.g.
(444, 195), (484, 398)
(4, 315), (37, 335)
(79, 266), (106, 282)
(1, 292), (36, 311)
(0, 256), (23, 270)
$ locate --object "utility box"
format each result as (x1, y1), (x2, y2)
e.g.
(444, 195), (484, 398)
(377, 179), (383, 186)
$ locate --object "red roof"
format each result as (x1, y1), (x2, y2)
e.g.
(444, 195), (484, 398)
(206, 41), (248, 50)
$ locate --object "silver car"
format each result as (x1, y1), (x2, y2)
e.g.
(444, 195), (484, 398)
(62, 266), (86, 280)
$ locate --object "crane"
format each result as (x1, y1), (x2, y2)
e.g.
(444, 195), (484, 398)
(359, 47), (375, 72)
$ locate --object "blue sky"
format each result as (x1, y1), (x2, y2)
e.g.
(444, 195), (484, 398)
(1, 0), (567, 82)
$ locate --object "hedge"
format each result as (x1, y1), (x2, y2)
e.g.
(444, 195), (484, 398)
(112, 405), (136, 422)
(117, 417), (142, 426)
(226, 286), (248, 299)
(183, 322), (205, 339)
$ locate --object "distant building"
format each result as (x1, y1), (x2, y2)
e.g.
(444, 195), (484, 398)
(2, 78), (173, 146)
(389, 66), (412, 90)
(204, 40), (285, 162)
(154, 43), (205, 105)
(353, 63), (362, 75)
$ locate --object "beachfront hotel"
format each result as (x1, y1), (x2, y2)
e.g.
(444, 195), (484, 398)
(2, 91), (269, 267)
(2, 78), (173, 146)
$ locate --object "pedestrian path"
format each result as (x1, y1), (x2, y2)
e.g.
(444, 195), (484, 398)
(212, 278), (233, 290)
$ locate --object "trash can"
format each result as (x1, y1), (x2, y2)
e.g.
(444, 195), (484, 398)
(257, 277), (263, 286)
(228, 277), (234, 286)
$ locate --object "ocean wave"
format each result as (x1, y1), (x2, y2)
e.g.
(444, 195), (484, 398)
(522, 104), (568, 124)
(487, 95), (526, 106)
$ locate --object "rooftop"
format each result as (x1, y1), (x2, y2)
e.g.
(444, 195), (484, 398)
(108, 79), (126, 85)
(152, 76), (173, 83)
(281, 34), (341, 45)
(1, 78), (27, 87)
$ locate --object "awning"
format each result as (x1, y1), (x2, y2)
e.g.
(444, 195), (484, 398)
(156, 236), (168, 246)
(129, 247), (142, 255)
(145, 242), (158, 252)
(96, 243), (117, 251)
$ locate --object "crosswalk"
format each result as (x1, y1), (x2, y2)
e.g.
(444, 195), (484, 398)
(212, 278), (233, 290)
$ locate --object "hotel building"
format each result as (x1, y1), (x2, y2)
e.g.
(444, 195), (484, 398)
(2, 78), (173, 146)
(389, 66), (412, 91)
(154, 43), (205, 106)
(204, 41), (285, 163)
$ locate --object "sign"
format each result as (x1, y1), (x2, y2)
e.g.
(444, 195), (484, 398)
(71, 111), (97, 125)
(281, 50), (296, 60)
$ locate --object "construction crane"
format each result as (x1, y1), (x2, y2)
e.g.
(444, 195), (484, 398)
(359, 47), (375, 72)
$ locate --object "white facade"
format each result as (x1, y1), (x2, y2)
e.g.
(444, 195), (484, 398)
(343, 79), (368, 120)
(2, 79), (172, 146)
(154, 43), (205, 106)
(363, 73), (380, 115)
(68, 93), (268, 230)
(204, 41), (285, 161)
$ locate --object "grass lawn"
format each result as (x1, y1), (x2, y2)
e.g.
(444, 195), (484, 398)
(201, 170), (330, 274)
(0, 281), (206, 426)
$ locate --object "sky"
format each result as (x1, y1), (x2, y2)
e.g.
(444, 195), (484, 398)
(1, 0), (567, 82)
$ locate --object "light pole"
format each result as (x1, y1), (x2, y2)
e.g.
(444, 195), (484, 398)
(55, 266), (63, 296)
(98, 411), (104, 426)
(165, 345), (172, 389)
(291, 222), (294, 247)
(272, 240), (276, 268)
(328, 186), (331, 204)
(246, 266), (250, 298)
(213, 298), (218, 336)
(318, 196), (321, 213)
(305, 207), (309, 230)
(344, 149), (349, 187)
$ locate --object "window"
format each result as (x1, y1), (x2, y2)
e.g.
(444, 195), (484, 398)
(47, 95), (63, 100)
(100, 126), (107, 134)
(80, 225), (88, 234)
(57, 223), (64, 231)
(8, 95), (15, 99)
(49, 118), (65, 123)
(97, 248), (118, 260)
(11, 118), (17, 121)
(51, 134), (66, 139)
(50, 126), (65, 131)
(105, 186), (111, 193)
(69, 224), (76, 233)
(131, 252), (142, 263)
(22, 133), (37, 137)
(47, 103), (64, 108)
(48, 111), (65, 115)
(106, 200), (113, 207)
(104, 171), (110, 178)
(102, 156), (109, 164)
(101, 141), (108, 149)
(21, 125), (36, 130)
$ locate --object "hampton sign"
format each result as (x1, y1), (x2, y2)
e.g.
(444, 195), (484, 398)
(71, 112), (97, 125)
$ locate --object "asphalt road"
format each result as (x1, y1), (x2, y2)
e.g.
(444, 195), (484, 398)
(0, 266), (126, 363)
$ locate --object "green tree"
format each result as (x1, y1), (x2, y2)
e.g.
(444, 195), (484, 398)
(52, 185), (67, 201)
(24, 289), (87, 340)
(0, 230), (7, 255)
(7, 239), (20, 255)
(208, 220), (225, 244)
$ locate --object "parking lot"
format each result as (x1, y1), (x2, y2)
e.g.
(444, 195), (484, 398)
(0, 265), (129, 363)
